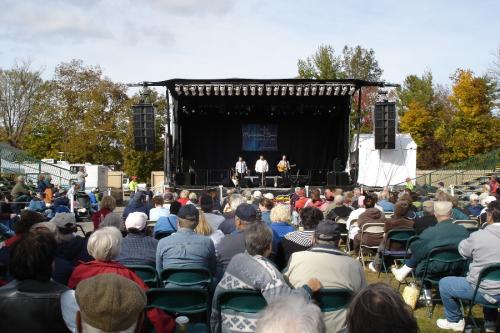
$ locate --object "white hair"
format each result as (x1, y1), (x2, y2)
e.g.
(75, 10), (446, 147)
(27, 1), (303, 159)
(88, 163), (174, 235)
(270, 204), (291, 223)
(101, 213), (125, 231)
(256, 296), (325, 333)
(229, 194), (245, 212)
(188, 192), (198, 202)
(87, 226), (122, 261)
(333, 195), (344, 205)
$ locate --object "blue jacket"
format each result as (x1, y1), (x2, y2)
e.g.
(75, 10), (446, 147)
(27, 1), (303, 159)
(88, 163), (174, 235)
(123, 192), (150, 219)
(154, 215), (178, 235)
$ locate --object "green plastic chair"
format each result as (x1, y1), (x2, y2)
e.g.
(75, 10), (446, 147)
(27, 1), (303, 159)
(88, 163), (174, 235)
(460, 263), (500, 332)
(160, 267), (212, 287)
(419, 245), (468, 318)
(314, 288), (353, 312)
(126, 265), (160, 288)
(216, 289), (267, 333)
(379, 229), (416, 279)
(146, 288), (209, 333)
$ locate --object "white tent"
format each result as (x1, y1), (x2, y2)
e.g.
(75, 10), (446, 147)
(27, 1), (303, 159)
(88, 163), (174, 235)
(346, 133), (417, 187)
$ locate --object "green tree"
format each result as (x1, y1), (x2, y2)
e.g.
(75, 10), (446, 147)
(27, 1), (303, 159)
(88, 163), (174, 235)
(396, 71), (435, 114)
(0, 61), (45, 147)
(341, 45), (383, 81)
(297, 45), (343, 80)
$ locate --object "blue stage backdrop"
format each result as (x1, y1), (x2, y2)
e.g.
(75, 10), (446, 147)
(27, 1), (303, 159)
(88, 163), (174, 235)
(242, 124), (278, 151)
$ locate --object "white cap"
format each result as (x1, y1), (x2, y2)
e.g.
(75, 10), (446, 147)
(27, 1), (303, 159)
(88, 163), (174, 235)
(253, 191), (262, 199)
(469, 193), (479, 201)
(264, 193), (274, 200)
(125, 212), (147, 231)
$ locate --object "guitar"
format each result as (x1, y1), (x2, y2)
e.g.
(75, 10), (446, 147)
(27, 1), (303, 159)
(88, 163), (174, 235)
(277, 163), (296, 173)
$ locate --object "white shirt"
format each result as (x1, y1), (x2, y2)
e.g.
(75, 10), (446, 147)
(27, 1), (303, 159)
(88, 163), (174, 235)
(255, 159), (269, 173)
(235, 161), (247, 174)
(149, 206), (170, 221)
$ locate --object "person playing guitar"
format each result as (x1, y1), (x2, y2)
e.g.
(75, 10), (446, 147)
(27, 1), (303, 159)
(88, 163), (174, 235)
(277, 155), (295, 184)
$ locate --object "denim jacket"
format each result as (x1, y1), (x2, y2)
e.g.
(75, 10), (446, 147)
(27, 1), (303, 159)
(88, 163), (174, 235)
(156, 228), (217, 276)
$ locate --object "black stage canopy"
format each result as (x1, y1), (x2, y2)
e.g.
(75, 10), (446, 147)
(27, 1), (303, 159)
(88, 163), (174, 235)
(163, 79), (370, 183)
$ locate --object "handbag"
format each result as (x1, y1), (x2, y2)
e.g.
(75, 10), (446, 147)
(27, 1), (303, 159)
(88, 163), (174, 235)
(402, 283), (420, 309)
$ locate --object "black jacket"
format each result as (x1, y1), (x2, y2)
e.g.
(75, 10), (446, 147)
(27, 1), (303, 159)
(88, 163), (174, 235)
(0, 279), (69, 333)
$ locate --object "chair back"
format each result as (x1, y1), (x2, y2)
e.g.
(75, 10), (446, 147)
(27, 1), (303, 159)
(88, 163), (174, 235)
(478, 263), (500, 284)
(146, 288), (209, 315)
(126, 265), (159, 288)
(361, 223), (385, 235)
(335, 216), (348, 224)
(314, 288), (353, 312)
(217, 289), (267, 314)
(453, 220), (479, 230)
(481, 222), (488, 229)
(384, 229), (415, 249)
(160, 266), (212, 286)
(406, 235), (420, 251)
(422, 245), (467, 279)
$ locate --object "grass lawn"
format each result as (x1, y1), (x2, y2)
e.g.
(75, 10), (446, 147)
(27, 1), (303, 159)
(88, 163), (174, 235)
(364, 270), (489, 333)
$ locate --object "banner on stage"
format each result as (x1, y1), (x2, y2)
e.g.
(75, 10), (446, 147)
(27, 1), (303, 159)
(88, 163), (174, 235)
(242, 124), (278, 151)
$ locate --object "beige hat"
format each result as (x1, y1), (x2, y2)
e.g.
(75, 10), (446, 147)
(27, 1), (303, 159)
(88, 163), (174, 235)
(76, 274), (146, 331)
(434, 201), (453, 216)
(125, 212), (147, 231)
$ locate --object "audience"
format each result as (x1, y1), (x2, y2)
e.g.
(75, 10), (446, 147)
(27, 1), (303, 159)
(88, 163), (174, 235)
(270, 204), (295, 255)
(346, 283), (419, 333)
(218, 194), (245, 234)
(352, 201), (386, 252)
(154, 200), (181, 238)
(156, 204), (216, 283)
(100, 212), (125, 233)
(149, 195), (170, 221)
(117, 212), (158, 267)
(284, 220), (366, 333)
(177, 189), (190, 206)
(377, 190), (395, 213)
(210, 222), (321, 333)
(199, 194), (225, 230)
(123, 191), (150, 220)
(259, 197), (274, 226)
(437, 201), (500, 332)
(195, 209), (225, 248)
(216, 203), (258, 277)
(91, 195), (116, 230)
(465, 193), (482, 217)
(0, 229), (69, 333)
(255, 296), (325, 333)
(74, 274), (147, 333)
(305, 189), (324, 208)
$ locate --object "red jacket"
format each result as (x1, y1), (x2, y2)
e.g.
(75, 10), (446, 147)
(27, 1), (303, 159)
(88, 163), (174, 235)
(68, 260), (175, 333)
(177, 198), (189, 206)
(91, 208), (112, 230)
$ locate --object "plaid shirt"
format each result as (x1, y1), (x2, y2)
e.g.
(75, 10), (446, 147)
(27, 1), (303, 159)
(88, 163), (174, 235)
(116, 233), (158, 267)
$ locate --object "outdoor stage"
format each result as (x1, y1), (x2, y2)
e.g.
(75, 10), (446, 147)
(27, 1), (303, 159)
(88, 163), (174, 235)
(142, 78), (388, 188)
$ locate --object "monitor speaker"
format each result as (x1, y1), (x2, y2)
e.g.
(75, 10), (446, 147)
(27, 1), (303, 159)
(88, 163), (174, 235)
(374, 101), (396, 149)
(132, 103), (156, 151)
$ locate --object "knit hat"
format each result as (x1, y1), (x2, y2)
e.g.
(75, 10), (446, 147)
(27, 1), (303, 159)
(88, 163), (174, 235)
(434, 201), (453, 216)
(50, 212), (76, 231)
(235, 203), (257, 222)
(125, 212), (147, 231)
(314, 220), (342, 242)
(75, 274), (146, 331)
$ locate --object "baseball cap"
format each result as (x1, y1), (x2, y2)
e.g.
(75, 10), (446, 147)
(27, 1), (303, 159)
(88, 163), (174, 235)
(177, 204), (200, 221)
(50, 212), (76, 231)
(264, 193), (274, 200)
(235, 203), (257, 222)
(75, 274), (146, 332)
(125, 212), (147, 231)
(253, 191), (262, 199)
(314, 220), (342, 241)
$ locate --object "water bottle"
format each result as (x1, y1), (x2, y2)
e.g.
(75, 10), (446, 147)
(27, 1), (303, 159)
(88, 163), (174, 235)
(176, 316), (189, 333)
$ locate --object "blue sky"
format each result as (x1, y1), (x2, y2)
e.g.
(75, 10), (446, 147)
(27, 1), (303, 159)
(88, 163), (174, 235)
(0, 0), (498, 88)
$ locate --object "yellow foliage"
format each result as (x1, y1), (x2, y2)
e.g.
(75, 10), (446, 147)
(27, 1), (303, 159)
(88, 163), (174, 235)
(449, 69), (493, 117)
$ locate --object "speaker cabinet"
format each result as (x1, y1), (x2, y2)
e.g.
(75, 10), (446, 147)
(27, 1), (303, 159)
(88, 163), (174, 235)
(132, 103), (156, 151)
(374, 101), (396, 150)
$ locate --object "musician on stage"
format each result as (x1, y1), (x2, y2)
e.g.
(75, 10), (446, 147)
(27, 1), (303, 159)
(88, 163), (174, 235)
(235, 156), (247, 187)
(277, 155), (291, 183)
(255, 155), (269, 187)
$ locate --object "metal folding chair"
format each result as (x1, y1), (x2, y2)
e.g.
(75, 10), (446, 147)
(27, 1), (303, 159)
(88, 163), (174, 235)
(346, 219), (358, 253)
(359, 223), (385, 269)
(453, 220), (479, 232)
(126, 265), (160, 288)
(378, 229), (416, 279)
(160, 266), (212, 287)
(215, 289), (267, 333)
(314, 288), (353, 312)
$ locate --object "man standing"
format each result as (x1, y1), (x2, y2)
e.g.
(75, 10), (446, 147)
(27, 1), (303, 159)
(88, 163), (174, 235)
(277, 155), (291, 183)
(255, 155), (269, 187)
(76, 167), (88, 191)
(235, 157), (247, 188)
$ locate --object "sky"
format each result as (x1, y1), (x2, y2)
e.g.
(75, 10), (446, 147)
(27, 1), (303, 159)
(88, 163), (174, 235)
(0, 0), (499, 90)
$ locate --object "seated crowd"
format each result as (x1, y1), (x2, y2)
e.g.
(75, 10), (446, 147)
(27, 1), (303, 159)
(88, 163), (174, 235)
(0, 179), (499, 333)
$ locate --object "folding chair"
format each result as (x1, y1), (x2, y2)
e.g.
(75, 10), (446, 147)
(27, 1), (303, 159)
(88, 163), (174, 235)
(346, 219), (358, 253)
(126, 265), (160, 288)
(75, 224), (87, 237)
(453, 220), (479, 232)
(378, 229), (416, 279)
(215, 289), (267, 333)
(419, 245), (468, 318)
(160, 266), (212, 287)
(460, 263), (500, 332)
(335, 216), (348, 252)
(480, 222), (488, 230)
(314, 288), (353, 312)
(359, 223), (385, 269)
(146, 288), (210, 333)
(396, 235), (420, 291)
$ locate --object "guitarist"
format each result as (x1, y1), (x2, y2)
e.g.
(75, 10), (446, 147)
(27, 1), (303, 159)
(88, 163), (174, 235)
(277, 155), (293, 184)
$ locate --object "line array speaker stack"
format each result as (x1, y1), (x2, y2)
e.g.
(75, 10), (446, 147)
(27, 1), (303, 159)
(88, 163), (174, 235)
(374, 101), (396, 149)
(132, 103), (156, 151)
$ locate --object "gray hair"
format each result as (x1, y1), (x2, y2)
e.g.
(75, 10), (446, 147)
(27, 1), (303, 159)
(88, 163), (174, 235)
(101, 213), (125, 231)
(229, 194), (245, 212)
(256, 296), (325, 333)
(245, 223), (273, 256)
(333, 195), (344, 205)
(87, 226), (122, 261)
